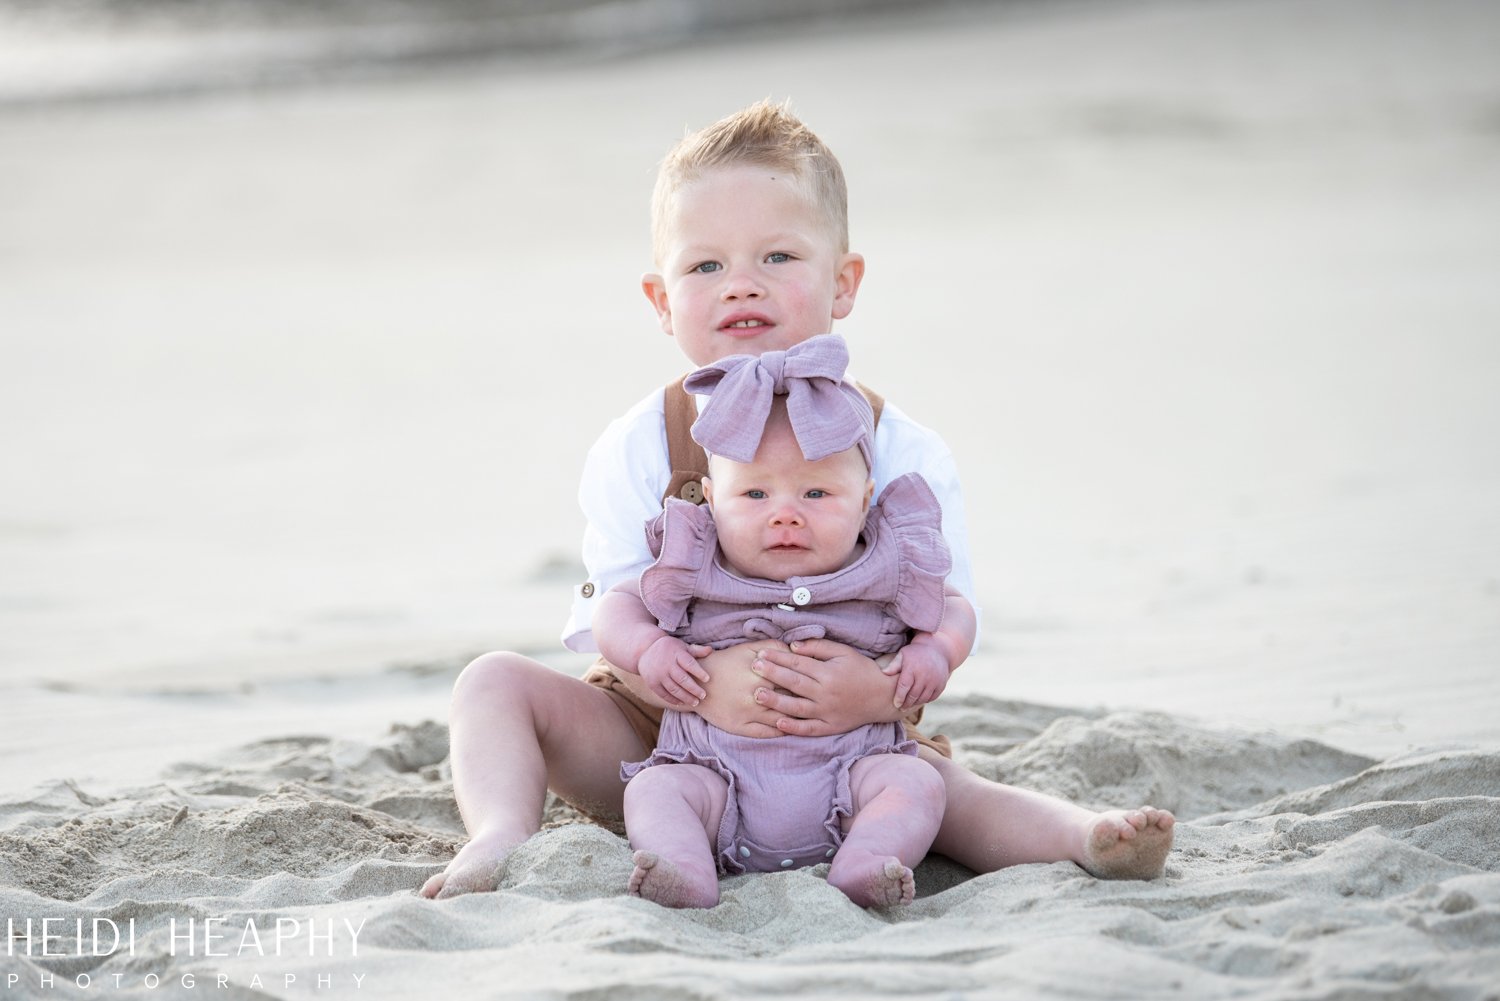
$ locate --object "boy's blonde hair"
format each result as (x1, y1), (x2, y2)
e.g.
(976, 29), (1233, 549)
(651, 99), (850, 263)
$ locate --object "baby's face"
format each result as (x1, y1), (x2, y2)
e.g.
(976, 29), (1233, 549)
(643, 166), (864, 367)
(704, 420), (873, 582)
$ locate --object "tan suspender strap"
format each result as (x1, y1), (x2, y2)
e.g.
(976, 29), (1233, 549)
(661, 375), (886, 507)
(663, 376), (710, 505)
(855, 381), (885, 429)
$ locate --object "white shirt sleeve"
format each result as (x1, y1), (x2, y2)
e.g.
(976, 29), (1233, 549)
(869, 401), (982, 644)
(561, 389), (672, 652)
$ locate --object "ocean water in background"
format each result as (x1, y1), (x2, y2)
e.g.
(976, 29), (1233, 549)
(0, 0), (971, 104)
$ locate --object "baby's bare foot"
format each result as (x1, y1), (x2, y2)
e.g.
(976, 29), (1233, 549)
(629, 851), (719, 909)
(828, 850), (916, 908)
(419, 829), (526, 899)
(1079, 806), (1175, 880)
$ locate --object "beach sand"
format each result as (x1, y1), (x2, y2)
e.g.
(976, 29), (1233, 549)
(3, 0), (1499, 996)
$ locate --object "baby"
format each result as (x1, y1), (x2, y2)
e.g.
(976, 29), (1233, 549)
(593, 334), (974, 908)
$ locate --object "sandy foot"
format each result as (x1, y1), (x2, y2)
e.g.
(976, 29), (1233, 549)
(1080, 806), (1176, 880)
(629, 850), (720, 909)
(828, 852), (916, 907)
(420, 829), (524, 899)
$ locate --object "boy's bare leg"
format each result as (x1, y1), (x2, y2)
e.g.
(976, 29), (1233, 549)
(920, 750), (1175, 880)
(419, 652), (648, 899)
(827, 755), (946, 907)
(623, 764), (727, 909)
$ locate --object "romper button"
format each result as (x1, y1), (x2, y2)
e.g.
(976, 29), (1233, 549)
(825, 848), (836, 858)
(679, 481), (704, 504)
(580, 582), (595, 599)
(739, 846), (751, 858)
(791, 586), (811, 606)
(780, 859), (794, 868)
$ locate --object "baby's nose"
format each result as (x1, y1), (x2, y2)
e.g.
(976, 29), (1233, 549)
(769, 505), (805, 526)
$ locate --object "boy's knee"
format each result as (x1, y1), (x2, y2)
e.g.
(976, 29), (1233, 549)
(452, 650), (540, 701)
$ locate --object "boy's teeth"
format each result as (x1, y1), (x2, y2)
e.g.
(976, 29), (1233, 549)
(727, 320), (765, 328)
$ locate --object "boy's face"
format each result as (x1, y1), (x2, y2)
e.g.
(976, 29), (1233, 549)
(643, 166), (865, 366)
(704, 416), (873, 582)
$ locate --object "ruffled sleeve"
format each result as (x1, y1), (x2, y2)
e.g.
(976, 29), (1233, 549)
(639, 498), (718, 632)
(872, 473), (952, 634)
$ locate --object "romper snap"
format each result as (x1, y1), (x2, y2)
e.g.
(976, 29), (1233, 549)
(579, 582), (595, 599)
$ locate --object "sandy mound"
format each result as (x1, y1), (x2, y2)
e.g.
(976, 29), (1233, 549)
(2, 697), (1497, 999)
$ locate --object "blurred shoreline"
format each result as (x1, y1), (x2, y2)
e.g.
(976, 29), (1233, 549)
(0, 0), (1000, 107)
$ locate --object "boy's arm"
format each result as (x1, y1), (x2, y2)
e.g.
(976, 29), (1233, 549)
(563, 395), (674, 653)
(754, 588), (974, 734)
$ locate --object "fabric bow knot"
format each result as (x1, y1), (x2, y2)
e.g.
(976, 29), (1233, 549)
(683, 334), (874, 467)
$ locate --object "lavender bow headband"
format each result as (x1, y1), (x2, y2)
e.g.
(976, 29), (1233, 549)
(684, 334), (874, 469)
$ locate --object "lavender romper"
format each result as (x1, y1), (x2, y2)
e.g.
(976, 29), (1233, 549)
(620, 472), (952, 875)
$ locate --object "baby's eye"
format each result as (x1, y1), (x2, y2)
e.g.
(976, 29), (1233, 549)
(746, 489), (766, 499)
(692, 261), (722, 274)
(804, 489), (827, 499)
(765, 252), (792, 264)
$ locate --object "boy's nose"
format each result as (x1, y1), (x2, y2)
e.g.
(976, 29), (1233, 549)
(720, 269), (764, 300)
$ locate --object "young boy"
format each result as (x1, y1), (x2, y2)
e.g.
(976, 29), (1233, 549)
(420, 100), (1173, 900)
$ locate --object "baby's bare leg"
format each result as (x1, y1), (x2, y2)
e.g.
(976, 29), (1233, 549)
(624, 764), (727, 909)
(827, 755), (945, 907)
(921, 750), (1175, 880)
(419, 652), (647, 899)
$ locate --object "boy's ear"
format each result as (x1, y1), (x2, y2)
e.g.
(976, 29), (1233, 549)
(641, 273), (673, 336)
(831, 253), (865, 321)
(863, 477), (875, 515)
(701, 476), (715, 510)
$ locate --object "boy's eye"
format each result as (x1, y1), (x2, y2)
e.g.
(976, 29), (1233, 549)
(746, 489), (766, 499)
(691, 261), (722, 274)
(804, 489), (827, 499)
(765, 252), (791, 264)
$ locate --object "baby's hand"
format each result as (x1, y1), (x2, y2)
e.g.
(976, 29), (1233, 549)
(882, 638), (950, 711)
(639, 636), (713, 708)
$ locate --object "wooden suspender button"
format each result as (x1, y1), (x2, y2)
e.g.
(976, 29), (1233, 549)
(679, 481), (704, 504)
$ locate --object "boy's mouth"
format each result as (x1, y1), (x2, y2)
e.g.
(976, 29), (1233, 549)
(720, 313), (773, 333)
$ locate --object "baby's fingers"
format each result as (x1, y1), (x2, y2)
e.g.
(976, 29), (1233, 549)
(893, 672), (914, 709)
(881, 652), (903, 677)
(654, 675), (701, 707)
(677, 651), (711, 686)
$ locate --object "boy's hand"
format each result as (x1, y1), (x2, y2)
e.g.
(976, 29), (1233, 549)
(883, 638), (950, 711)
(638, 636), (712, 708)
(690, 642), (790, 738)
(750, 639), (905, 737)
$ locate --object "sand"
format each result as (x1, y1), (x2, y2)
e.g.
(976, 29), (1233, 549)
(3, 0), (1499, 997)
(3, 701), (1498, 998)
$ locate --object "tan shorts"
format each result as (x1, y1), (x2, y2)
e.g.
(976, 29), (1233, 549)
(583, 658), (952, 759)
